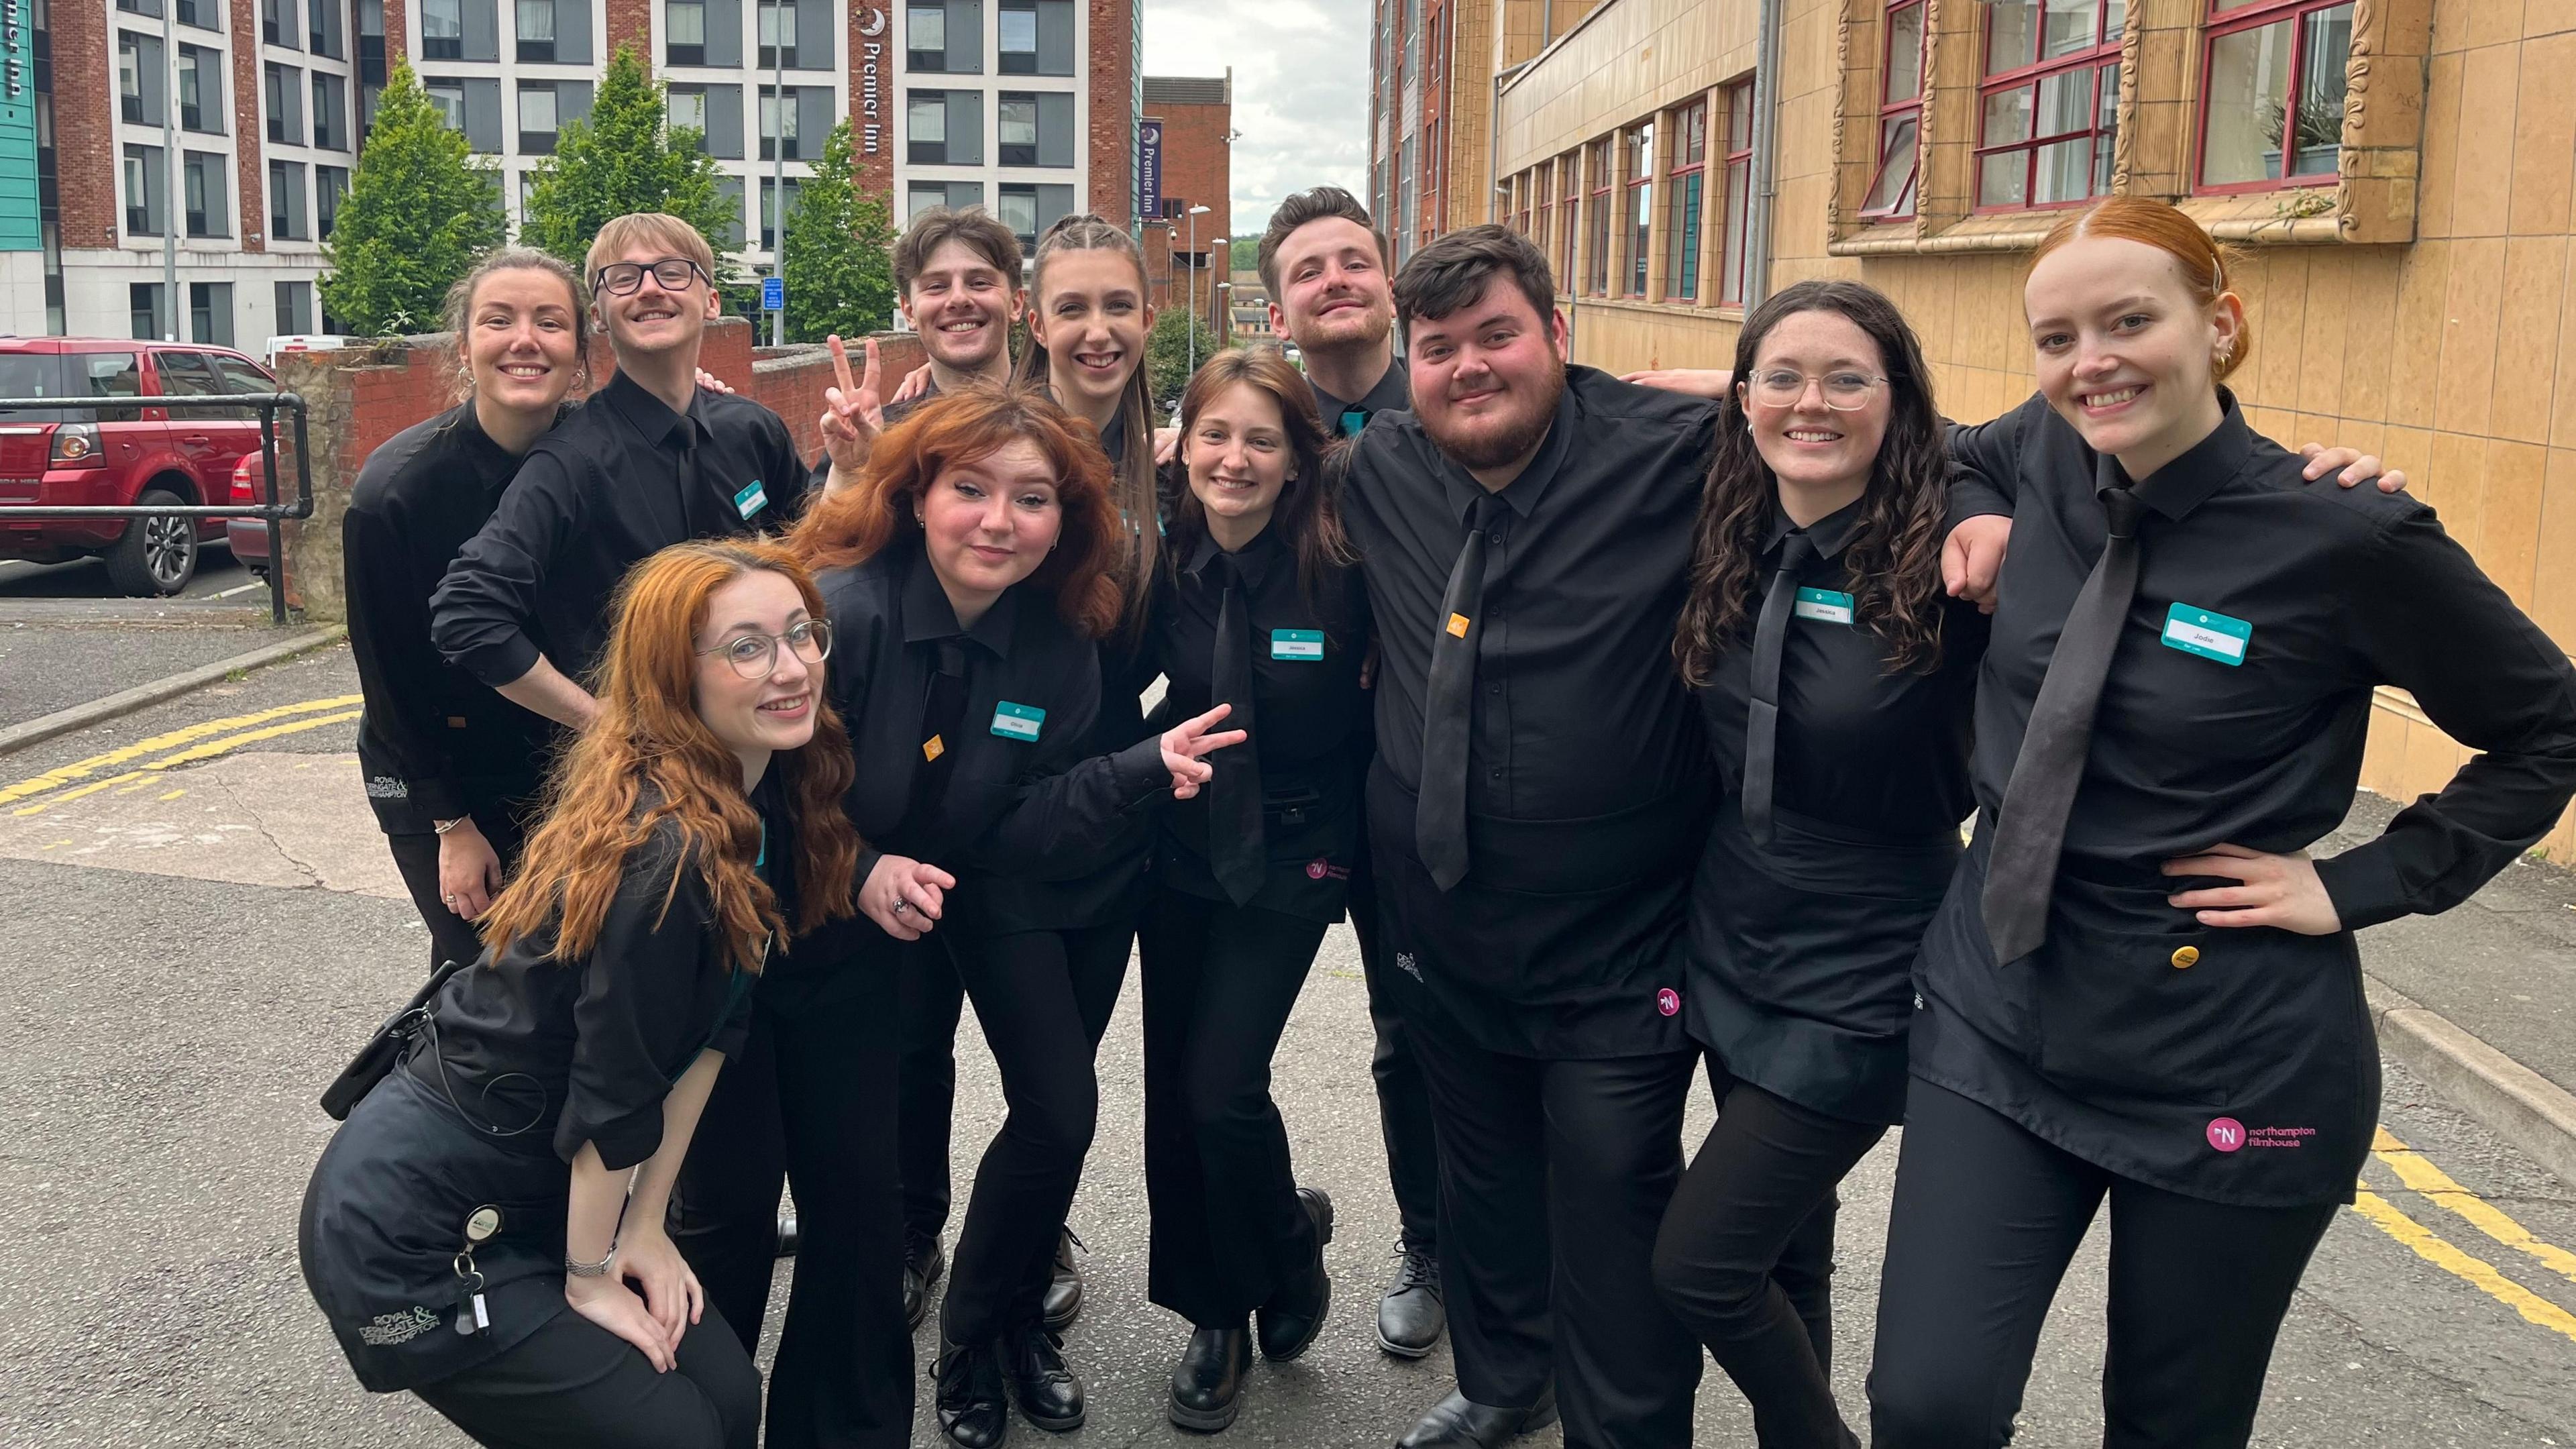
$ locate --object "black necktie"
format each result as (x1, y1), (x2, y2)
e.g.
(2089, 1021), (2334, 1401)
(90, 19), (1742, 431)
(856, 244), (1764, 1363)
(1740, 532), (1820, 847)
(1417, 493), (1501, 891)
(676, 425), (722, 539)
(905, 641), (969, 832)
(1206, 555), (1265, 905)
(1982, 472), (2144, 963)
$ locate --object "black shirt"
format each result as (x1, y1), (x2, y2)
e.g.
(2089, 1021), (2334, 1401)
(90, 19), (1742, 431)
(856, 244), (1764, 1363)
(1150, 523), (1372, 920)
(1312, 358), (1413, 438)
(342, 403), (555, 833)
(1340, 365), (1719, 1055)
(431, 370), (812, 691)
(1917, 392), (2576, 1204)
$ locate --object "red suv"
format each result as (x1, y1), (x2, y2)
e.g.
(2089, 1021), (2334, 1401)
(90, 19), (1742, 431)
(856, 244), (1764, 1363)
(0, 338), (282, 595)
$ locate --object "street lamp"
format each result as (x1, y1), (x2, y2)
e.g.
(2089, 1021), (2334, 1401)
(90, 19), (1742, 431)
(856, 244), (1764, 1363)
(1214, 280), (1234, 347)
(1186, 204), (1213, 374)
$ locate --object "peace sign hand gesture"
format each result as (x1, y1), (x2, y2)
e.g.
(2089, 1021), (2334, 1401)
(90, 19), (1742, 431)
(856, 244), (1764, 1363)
(818, 334), (886, 488)
(1161, 703), (1250, 800)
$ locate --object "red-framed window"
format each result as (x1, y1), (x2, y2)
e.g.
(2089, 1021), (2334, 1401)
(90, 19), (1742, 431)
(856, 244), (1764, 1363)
(1556, 152), (1579, 286)
(1587, 137), (1615, 296)
(1534, 167), (1554, 271)
(1718, 81), (1754, 306)
(2196, 0), (2351, 191)
(1862, 0), (1925, 217)
(1517, 169), (1532, 235)
(1424, 119), (1444, 241)
(1664, 99), (1708, 301)
(1621, 119), (1656, 297)
(1974, 0), (2122, 210)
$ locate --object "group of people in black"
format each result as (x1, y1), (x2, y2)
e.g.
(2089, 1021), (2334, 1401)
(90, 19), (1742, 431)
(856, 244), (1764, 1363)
(299, 182), (2576, 1449)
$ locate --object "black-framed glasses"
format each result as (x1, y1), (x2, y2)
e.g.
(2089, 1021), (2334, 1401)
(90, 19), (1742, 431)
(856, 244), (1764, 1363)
(697, 619), (833, 679)
(594, 256), (710, 296)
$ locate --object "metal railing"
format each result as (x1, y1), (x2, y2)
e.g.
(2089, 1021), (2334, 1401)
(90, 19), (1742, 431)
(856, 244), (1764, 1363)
(0, 392), (313, 625)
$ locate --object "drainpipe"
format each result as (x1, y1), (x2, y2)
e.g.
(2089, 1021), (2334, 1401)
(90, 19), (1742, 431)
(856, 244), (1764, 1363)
(1743, 0), (1787, 308)
(1490, 58), (1530, 225)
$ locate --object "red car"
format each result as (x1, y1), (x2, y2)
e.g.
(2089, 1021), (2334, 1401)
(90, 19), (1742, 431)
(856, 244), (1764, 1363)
(0, 338), (282, 595)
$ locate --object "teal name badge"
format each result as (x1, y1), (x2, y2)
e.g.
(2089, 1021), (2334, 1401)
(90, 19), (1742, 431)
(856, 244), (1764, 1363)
(2161, 602), (2251, 665)
(1792, 586), (1855, 626)
(1271, 629), (1325, 661)
(734, 480), (769, 520)
(991, 701), (1046, 741)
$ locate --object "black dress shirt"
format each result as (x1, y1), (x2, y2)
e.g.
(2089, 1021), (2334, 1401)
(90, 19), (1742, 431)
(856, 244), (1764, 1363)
(431, 370), (812, 691)
(1340, 365), (1719, 1055)
(1149, 523), (1373, 920)
(1684, 499), (1986, 1124)
(1312, 359), (1413, 438)
(342, 403), (555, 834)
(1917, 392), (2576, 1204)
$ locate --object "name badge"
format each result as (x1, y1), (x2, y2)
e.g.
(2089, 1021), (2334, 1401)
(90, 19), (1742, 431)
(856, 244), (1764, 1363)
(734, 480), (769, 520)
(2161, 602), (2250, 665)
(991, 702), (1046, 741)
(1792, 587), (1855, 625)
(1271, 629), (1325, 661)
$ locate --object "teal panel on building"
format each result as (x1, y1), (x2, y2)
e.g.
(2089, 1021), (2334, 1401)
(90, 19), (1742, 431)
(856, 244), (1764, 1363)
(0, 0), (35, 251)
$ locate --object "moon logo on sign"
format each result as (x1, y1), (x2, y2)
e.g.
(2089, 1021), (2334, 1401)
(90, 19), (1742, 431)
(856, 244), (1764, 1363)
(858, 7), (887, 36)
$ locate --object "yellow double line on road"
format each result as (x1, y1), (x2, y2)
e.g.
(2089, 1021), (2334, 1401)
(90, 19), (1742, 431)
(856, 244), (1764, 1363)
(2352, 1128), (2576, 1344)
(1, 696), (364, 816)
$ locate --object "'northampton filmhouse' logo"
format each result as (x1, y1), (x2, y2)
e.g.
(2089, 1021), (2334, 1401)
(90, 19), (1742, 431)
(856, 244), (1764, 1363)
(2206, 1118), (2316, 1152)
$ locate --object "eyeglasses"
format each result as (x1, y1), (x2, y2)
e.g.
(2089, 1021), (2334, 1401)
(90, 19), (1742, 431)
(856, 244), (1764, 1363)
(594, 257), (710, 296)
(1746, 370), (1888, 411)
(697, 619), (833, 679)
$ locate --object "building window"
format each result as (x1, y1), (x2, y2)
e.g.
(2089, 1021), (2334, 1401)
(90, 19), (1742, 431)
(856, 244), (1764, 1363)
(996, 91), (1073, 168)
(757, 0), (795, 68)
(276, 280), (316, 335)
(426, 79), (467, 131)
(119, 33), (163, 126)
(124, 145), (167, 237)
(520, 83), (559, 153)
(264, 0), (297, 47)
(269, 160), (309, 239)
(908, 89), (979, 166)
(908, 5), (945, 66)
(997, 182), (1073, 250)
(313, 74), (350, 150)
(178, 46), (221, 133)
(1585, 137), (1611, 297)
(517, 0), (556, 61)
(266, 63), (305, 144)
(1864, 0), (1925, 217)
(760, 176), (802, 251)
(1554, 152), (1578, 285)
(908, 180), (983, 218)
(118, 0), (166, 15)
(317, 166), (348, 237)
(998, 94), (1036, 166)
(310, 0), (343, 58)
(759, 86), (801, 161)
(1666, 100), (1707, 302)
(133, 283), (168, 341)
(184, 150), (228, 237)
(666, 0), (705, 66)
(669, 87), (707, 134)
(1000, 0), (1070, 74)
(176, 0), (215, 30)
(191, 284), (236, 347)
(1534, 168), (1554, 281)
(1976, 0), (2121, 209)
(423, 0), (465, 58)
(2198, 0), (2350, 190)
(1621, 119), (1654, 298)
(1719, 82), (1754, 305)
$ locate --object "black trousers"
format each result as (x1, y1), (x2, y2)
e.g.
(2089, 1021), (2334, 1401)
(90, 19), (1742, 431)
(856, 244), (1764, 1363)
(1346, 855), (1442, 1251)
(383, 803), (527, 973)
(1136, 889), (1328, 1328)
(897, 938), (967, 1246)
(1652, 1058), (1882, 1449)
(671, 958), (914, 1449)
(412, 1301), (759, 1449)
(1868, 1077), (2339, 1449)
(1410, 1020), (1702, 1448)
(939, 921), (1132, 1342)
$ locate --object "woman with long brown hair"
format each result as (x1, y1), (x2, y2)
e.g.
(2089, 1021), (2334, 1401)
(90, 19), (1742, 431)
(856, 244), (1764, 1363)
(1647, 279), (1986, 1449)
(300, 540), (858, 1449)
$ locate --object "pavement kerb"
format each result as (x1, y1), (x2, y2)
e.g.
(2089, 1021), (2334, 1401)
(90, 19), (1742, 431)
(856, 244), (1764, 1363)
(2367, 973), (2576, 1191)
(0, 626), (347, 759)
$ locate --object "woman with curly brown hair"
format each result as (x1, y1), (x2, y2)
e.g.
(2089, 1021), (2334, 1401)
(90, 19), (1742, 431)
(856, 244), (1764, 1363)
(300, 539), (859, 1449)
(1647, 279), (1986, 1449)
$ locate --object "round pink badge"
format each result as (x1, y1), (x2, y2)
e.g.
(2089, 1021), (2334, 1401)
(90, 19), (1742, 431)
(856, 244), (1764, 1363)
(1656, 988), (1681, 1017)
(1305, 859), (1328, 880)
(2206, 1118), (2245, 1152)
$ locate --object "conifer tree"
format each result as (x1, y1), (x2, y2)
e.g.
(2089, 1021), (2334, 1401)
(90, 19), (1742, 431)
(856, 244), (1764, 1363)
(520, 45), (738, 279)
(317, 61), (506, 335)
(777, 120), (897, 344)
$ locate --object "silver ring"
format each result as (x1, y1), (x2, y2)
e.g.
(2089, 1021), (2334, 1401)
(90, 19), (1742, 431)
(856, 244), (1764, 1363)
(443, 894), (457, 907)
(893, 900), (913, 915)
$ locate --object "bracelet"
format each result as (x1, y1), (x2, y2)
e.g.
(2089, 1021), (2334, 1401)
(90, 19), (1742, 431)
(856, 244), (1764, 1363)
(564, 1244), (616, 1278)
(432, 816), (470, 836)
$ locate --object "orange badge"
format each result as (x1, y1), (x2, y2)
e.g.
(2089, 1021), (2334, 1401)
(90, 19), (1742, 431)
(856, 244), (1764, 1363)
(923, 735), (945, 762)
(1446, 613), (1471, 638)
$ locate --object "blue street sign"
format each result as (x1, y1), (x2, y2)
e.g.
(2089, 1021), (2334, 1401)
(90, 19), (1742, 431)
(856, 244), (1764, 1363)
(761, 277), (786, 311)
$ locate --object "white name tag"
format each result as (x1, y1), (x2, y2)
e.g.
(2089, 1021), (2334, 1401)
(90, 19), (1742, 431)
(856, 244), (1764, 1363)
(1791, 586), (1855, 625)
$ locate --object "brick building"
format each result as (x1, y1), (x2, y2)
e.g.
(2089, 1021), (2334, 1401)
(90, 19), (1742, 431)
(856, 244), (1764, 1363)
(1366, 0), (1565, 269)
(1138, 69), (1225, 339)
(30, 0), (1138, 345)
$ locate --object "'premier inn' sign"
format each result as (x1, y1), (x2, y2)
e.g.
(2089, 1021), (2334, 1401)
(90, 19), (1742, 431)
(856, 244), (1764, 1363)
(0, 0), (34, 250)
(851, 3), (892, 197)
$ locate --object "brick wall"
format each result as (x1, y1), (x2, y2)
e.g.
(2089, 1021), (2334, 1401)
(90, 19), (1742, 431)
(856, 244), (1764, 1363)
(231, 0), (266, 254)
(1152, 99), (1229, 242)
(50, 0), (116, 250)
(1085, 0), (1132, 223)
(606, 0), (653, 61)
(384, 0), (409, 55)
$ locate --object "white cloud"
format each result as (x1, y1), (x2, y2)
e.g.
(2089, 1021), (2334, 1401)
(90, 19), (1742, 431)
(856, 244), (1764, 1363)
(1144, 0), (1371, 244)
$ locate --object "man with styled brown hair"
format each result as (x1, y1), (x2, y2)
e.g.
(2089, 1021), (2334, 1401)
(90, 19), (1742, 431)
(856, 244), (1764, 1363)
(888, 206), (1025, 416)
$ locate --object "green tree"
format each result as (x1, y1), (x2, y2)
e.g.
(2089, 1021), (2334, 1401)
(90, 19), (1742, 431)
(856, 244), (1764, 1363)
(1230, 236), (1258, 272)
(777, 120), (896, 343)
(520, 45), (738, 280)
(316, 60), (506, 335)
(1146, 305), (1222, 415)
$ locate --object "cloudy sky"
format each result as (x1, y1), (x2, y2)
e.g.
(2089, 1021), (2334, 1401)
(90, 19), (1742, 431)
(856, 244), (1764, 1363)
(1142, 0), (1372, 241)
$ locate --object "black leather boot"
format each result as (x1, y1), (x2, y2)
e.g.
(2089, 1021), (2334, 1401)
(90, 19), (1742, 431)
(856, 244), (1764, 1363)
(905, 1232), (947, 1333)
(1167, 1324), (1253, 1432)
(1040, 1226), (1083, 1330)
(932, 1334), (1009, 1449)
(1375, 1237), (1445, 1358)
(1392, 1385), (1559, 1448)
(1255, 1187), (1334, 1361)
(1000, 1322), (1085, 1432)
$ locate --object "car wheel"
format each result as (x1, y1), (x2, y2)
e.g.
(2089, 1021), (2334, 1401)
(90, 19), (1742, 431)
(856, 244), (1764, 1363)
(105, 489), (197, 596)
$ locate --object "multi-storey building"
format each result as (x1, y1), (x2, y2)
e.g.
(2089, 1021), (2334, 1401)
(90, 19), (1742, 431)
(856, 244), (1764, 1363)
(29, 0), (1136, 344)
(1136, 70), (1224, 333)
(1365, 0), (1542, 270)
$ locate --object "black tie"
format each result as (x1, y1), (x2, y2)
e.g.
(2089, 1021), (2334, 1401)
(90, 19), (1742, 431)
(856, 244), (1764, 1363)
(1206, 555), (1266, 905)
(676, 425), (723, 539)
(904, 641), (969, 833)
(1982, 472), (2144, 963)
(1417, 493), (1501, 891)
(1740, 532), (1820, 847)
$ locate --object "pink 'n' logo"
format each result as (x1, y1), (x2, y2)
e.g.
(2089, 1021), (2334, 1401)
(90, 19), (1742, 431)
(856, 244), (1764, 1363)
(1306, 859), (1328, 880)
(1656, 988), (1681, 1017)
(2206, 1118), (2245, 1152)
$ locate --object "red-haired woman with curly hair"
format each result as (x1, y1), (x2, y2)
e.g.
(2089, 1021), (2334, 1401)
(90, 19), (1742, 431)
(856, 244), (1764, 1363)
(300, 540), (859, 1449)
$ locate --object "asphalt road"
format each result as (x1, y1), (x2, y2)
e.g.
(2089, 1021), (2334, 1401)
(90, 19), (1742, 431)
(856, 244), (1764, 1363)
(0, 552), (306, 729)
(3, 643), (2575, 1447)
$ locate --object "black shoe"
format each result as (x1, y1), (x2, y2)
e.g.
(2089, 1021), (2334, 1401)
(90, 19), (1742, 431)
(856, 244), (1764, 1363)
(1000, 1323), (1085, 1432)
(775, 1210), (799, 1258)
(1375, 1238), (1445, 1359)
(932, 1335), (1010, 1449)
(906, 1234), (947, 1334)
(1255, 1187), (1334, 1361)
(1392, 1387), (1559, 1449)
(1167, 1324), (1253, 1433)
(1040, 1226), (1084, 1330)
